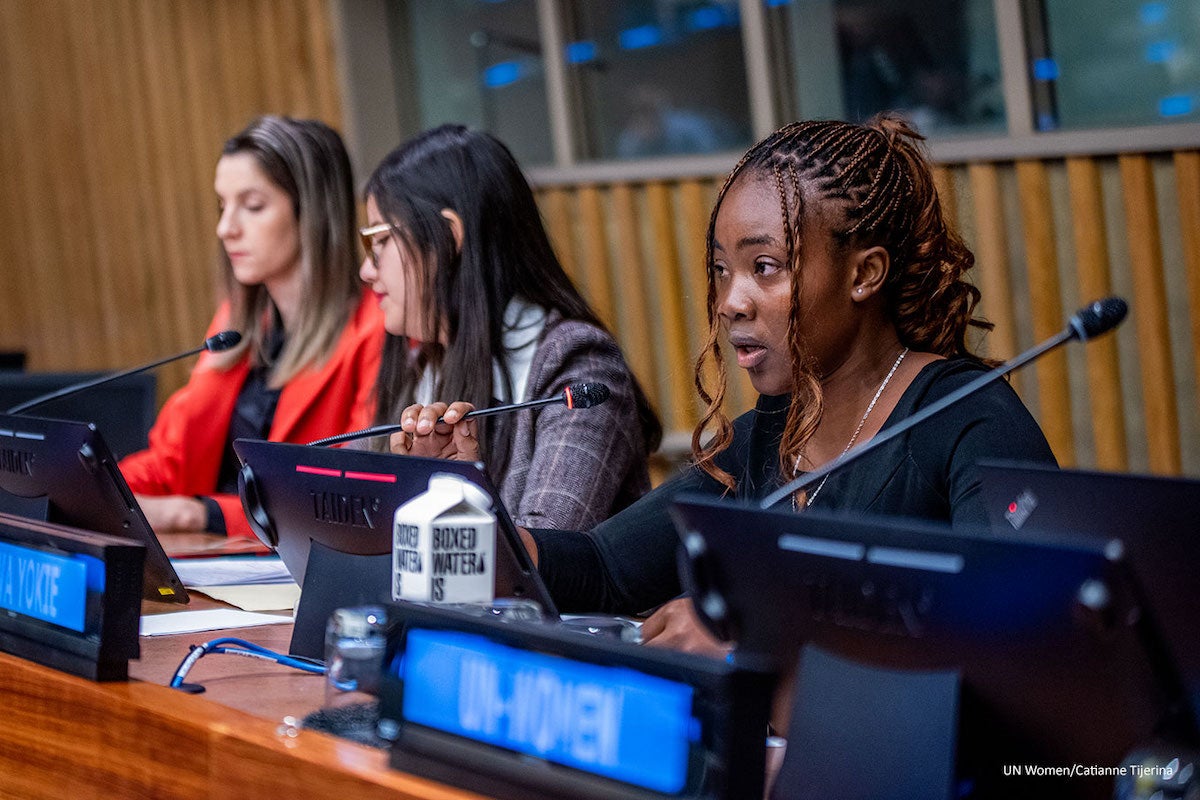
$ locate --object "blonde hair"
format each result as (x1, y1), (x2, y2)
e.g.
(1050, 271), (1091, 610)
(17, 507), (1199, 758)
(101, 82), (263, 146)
(214, 116), (361, 386)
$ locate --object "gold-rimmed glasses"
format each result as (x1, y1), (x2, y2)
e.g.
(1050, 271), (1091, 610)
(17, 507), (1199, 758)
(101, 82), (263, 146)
(359, 223), (391, 266)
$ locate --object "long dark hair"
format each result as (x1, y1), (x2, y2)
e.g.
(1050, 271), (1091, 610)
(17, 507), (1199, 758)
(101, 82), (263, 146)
(215, 116), (361, 386)
(693, 114), (989, 491)
(367, 125), (661, 466)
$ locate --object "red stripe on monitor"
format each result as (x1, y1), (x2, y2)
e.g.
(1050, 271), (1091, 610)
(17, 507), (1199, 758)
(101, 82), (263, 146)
(295, 465), (342, 478)
(344, 470), (397, 483)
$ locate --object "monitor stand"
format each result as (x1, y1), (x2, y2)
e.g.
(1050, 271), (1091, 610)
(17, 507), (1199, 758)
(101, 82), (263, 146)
(0, 489), (49, 522)
(291, 540), (392, 660)
(771, 644), (959, 800)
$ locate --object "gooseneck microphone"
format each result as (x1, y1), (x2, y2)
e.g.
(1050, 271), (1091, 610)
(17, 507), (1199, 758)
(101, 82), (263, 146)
(7, 330), (243, 415)
(307, 381), (612, 447)
(759, 297), (1129, 510)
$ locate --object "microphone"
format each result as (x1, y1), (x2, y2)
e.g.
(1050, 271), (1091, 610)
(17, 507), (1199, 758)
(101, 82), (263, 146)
(7, 330), (243, 414)
(307, 381), (612, 447)
(759, 296), (1128, 509)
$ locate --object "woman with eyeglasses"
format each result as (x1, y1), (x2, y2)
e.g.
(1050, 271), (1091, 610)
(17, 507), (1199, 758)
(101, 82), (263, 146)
(358, 124), (661, 531)
(120, 116), (384, 538)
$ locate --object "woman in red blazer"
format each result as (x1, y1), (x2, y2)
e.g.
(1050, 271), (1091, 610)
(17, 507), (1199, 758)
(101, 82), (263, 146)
(120, 117), (383, 538)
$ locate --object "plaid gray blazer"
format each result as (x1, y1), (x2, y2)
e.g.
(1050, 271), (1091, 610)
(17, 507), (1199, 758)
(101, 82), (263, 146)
(486, 313), (653, 530)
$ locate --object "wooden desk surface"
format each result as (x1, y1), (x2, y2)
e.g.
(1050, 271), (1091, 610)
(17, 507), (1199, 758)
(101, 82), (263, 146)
(0, 533), (490, 800)
(135, 600), (317, 722)
(139, 532), (315, 721)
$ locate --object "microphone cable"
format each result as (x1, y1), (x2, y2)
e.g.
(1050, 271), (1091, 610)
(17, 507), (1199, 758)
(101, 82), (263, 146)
(169, 636), (325, 693)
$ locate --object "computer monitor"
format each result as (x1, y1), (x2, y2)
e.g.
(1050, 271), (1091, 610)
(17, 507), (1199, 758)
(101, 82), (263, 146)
(0, 413), (187, 603)
(978, 460), (1200, 727)
(671, 497), (1196, 800)
(0, 372), (155, 459)
(233, 439), (558, 658)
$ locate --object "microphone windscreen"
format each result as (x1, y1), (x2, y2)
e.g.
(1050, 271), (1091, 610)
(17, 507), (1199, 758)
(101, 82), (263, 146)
(205, 330), (243, 352)
(1068, 297), (1128, 340)
(565, 382), (610, 409)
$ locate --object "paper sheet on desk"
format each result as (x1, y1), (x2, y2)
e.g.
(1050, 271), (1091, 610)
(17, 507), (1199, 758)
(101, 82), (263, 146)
(140, 609), (292, 637)
(196, 582), (301, 612)
(171, 556), (292, 586)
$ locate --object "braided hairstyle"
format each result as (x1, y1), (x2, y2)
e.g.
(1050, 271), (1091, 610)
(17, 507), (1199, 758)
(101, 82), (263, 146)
(692, 114), (990, 493)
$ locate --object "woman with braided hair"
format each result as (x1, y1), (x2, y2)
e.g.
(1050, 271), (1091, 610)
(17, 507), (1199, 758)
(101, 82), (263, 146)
(417, 115), (1055, 652)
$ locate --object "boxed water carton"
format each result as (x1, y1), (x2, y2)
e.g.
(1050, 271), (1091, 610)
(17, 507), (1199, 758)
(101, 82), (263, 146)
(392, 473), (496, 604)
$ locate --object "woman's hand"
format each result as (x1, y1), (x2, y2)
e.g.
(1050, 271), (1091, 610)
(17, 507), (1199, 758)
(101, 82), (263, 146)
(640, 597), (732, 659)
(389, 401), (480, 461)
(136, 494), (207, 533)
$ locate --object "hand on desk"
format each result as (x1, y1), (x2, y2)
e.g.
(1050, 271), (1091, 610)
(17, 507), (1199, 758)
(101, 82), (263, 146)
(136, 494), (206, 533)
(507, 535), (728, 659)
(390, 401), (480, 461)
(641, 597), (732, 660)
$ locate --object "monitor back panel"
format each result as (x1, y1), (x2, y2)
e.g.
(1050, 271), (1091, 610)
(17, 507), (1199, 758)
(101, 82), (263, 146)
(233, 440), (556, 616)
(978, 461), (1200, 725)
(0, 413), (186, 602)
(0, 372), (155, 459)
(670, 497), (1184, 772)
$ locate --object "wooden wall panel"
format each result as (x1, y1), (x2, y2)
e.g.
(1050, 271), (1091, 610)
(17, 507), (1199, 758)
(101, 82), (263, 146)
(66, 5), (122, 368)
(610, 185), (660, 413)
(576, 186), (617, 329)
(305, 0), (344, 124)
(967, 164), (1020, 377)
(1176, 151), (1200, 418)
(113, 0), (173, 371)
(1, 1), (76, 369)
(0, 148), (27, 356)
(141, 0), (205, 396)
(646, 182), (694, 431)
(0, 4), (36, 357)
(1016, 160), (1074, 465)
(1119, 155), (1181, 474)
(1066, 157), (1128, 470)
(0, 0), (343, 402)
(677, 179), (713, 362)
(932, 165), (959, 232)
(538, 187), (577, 283)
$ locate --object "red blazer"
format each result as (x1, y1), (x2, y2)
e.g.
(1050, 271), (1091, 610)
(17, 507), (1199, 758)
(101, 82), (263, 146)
(120, 289), (384, 538)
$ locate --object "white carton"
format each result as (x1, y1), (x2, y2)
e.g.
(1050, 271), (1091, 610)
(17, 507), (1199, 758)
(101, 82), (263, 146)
(392, 474), (496, 604)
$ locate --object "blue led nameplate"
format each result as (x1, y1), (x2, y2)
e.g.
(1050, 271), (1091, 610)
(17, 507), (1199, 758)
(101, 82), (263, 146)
(400, 628), (698, 794)
(0, 539), (96, 632)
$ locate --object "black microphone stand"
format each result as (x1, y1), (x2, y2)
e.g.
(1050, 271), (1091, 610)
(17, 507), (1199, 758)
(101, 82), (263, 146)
(307, 382), (611, 447)
(307, 395), (575, 448)
(7, 331), (242, 415)
(8, 347), (205, 414)
(760, 298), (1128, 509)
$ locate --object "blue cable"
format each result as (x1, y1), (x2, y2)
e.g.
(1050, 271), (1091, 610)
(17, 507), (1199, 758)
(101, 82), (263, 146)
(169, 636), (325, 689)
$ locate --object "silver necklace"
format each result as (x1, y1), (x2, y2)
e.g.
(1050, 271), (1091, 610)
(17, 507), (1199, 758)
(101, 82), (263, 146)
(793, 347), (909, 509)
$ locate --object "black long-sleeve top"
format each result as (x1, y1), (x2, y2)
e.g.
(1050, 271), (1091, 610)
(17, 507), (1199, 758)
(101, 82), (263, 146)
(529, 358), (1057, 615)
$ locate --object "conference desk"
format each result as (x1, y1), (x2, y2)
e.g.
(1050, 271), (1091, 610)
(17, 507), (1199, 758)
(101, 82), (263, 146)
(0, 533), (490, 800)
